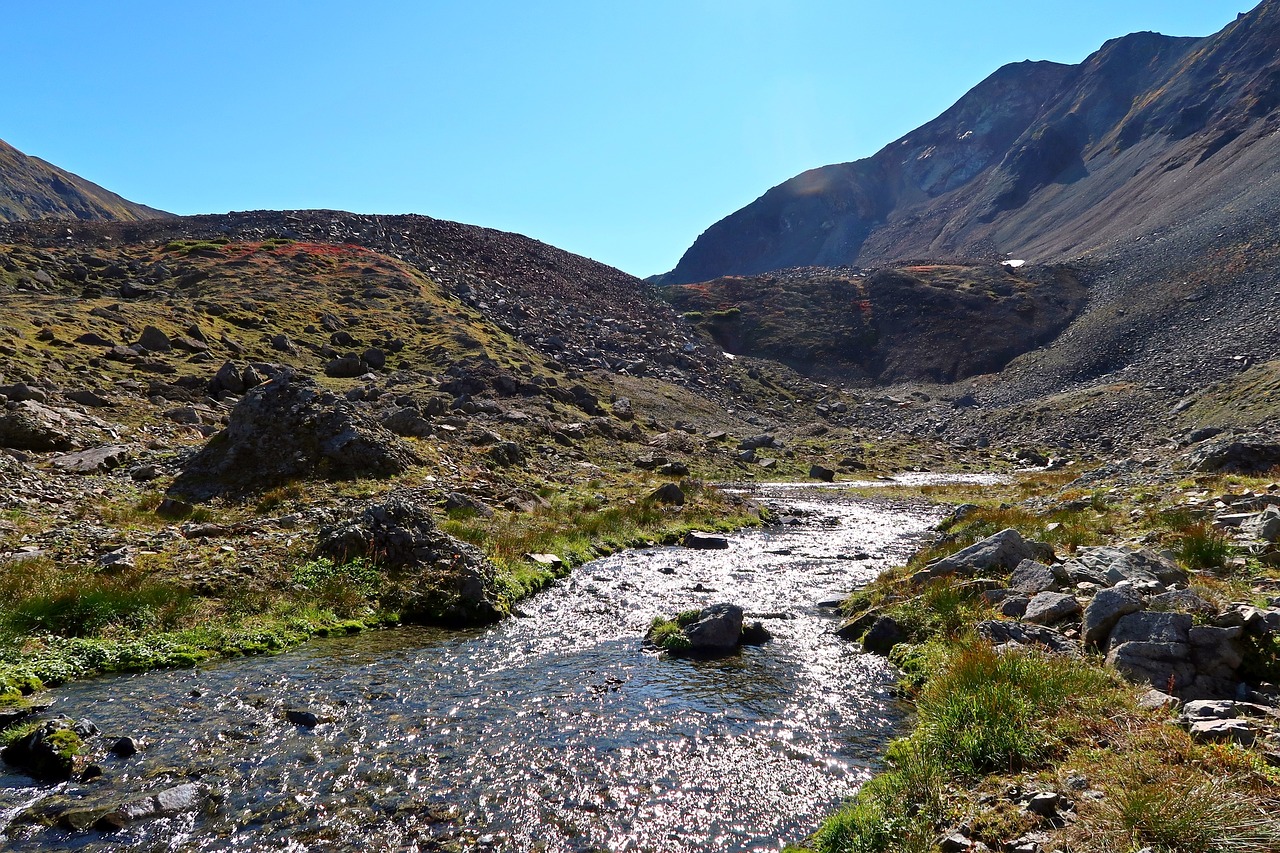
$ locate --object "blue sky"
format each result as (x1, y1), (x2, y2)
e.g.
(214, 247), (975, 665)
(4, 1), (1250, 276)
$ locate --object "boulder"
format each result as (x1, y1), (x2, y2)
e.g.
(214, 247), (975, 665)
(650, 483), (685, 505)
(1148, 589), (1217, 617)
(684, 603), (745, 650)
(171, 370), (420, 498)
(63, 389), (113, 408)
(975, 619), (1080, 656)
(1188, 625), (1245, 675)
(210, 360), (246, 395)
(49, 445), (131, 474)
(382, 407), (433, 438)
(612, 397), (634, 421)
(1106, 640), (1196, 692)
(683, 531), (728, 550)
(1110, 611), (1192, 647)
(1, 719), (84, 781)
(135, 325), (172, 352)
(809, 464), (836, 482)
(0, 401), (74, 451)
(1106, 611), (1195, 691)
(1022, 592), (1081, 626)
(314, 493), (501, 625)
(1081, 586), (1144, 650)
(1183, 435), (1280, 474)
(739, 434), (776, 451)
(1188, 718), (1258, 745)
(1246, 506), (1280, 543)
(488, 441), (525, 467)
(1009, 559), (1067, 594)
(1063, 546), (1186, 593)
(922, 528), (1038, 581)
(860, 615), (903, 655)
(740, 621), (773, 645)
(324, 354), (367, 378)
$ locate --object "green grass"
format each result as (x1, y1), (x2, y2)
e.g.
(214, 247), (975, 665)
(1174, 523), (1233, 571)
(0, 556), (193, 639)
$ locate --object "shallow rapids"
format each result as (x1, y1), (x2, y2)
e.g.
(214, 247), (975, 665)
(0, 481), (980, 852)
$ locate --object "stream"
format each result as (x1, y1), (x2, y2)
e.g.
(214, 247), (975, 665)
(0, 479), (995, 852)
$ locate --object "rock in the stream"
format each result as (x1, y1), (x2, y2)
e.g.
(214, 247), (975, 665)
(682, 531), (728, 549)
(171, 370), (420, 498)
(109, 736), (141, 758)
(1, 719), (86, 781)
(285, 709), (320, 728)
(684, 603), (745, 650)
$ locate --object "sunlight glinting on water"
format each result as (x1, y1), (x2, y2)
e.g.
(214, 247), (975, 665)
(0, 484), (961, 852)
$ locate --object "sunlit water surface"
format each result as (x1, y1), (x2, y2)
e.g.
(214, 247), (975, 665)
(0, 481), (984, 852)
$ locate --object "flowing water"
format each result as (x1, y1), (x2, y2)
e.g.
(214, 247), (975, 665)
(0, 480), (991, 852)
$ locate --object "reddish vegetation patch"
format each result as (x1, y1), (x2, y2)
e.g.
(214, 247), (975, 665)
(277, 242), (371, 259)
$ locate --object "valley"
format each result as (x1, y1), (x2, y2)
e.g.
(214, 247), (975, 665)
(1, 2), (1279, 852)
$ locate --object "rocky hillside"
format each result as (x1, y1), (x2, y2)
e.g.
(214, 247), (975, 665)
(664, 263), (1085, 384)
(664, 0), (1280, 281)
(0, 138), (166, 223)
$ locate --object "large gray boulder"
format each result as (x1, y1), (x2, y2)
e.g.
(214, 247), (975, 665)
(1009, 559), (1066, 595)
(1182, 434), (1280, 474)
(314, 493), (501, 625)
(1062, 546), (1186, 593)
(1081, 586), (1144, 650)
(919, 528), (1039, 583)
(171, 370), (420, 498)
(1245, 506), (1280, 543)
(0, 401), (74, 451)
(1022, 592), (1081, 626)
(1106, 612), (1194, 691)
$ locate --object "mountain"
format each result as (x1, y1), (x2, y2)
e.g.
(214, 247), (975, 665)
(664, 2), (1280, 282)
(0, 137), (166, 223)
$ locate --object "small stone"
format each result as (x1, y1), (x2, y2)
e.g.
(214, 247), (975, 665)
(109, 736), (140, 758)
(285, 709), (319, 728)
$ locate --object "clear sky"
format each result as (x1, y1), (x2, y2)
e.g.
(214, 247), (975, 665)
(3, 1), (1251, 277)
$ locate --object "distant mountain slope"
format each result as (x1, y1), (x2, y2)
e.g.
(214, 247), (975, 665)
(664, 0), (1280, 283)
(0, 138), (167, 222)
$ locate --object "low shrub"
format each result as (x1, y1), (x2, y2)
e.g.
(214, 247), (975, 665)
(1174, 523), (1232, 570)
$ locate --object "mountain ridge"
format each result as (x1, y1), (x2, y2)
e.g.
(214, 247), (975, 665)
(0, 137), (167, 224)
(662, 1), (1279, 283)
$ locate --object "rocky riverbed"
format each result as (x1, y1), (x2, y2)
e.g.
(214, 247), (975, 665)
(0, 482), (981, 852)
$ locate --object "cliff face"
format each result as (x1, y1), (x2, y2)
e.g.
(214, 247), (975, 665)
(664, 1), (1280, 283)
(0, 138), (166, 223)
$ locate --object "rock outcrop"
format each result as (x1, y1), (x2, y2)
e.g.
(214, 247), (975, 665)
(313, 493), (502, 625)
(171, 370), (420, 499)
